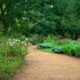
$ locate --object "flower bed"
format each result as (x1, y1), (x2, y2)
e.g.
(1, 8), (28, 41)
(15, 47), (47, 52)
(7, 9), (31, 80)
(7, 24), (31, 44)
(0, 38), (27, 80)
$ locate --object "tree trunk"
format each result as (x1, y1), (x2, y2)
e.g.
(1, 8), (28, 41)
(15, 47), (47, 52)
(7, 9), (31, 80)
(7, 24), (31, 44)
(71, 32), (79, 40)
(2, 19), (9, 35)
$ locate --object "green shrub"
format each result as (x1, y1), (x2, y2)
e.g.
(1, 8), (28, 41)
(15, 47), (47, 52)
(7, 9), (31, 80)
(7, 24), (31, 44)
(0, 57), (24, 80)
(43, 35), (58, 46)
(73, 45), (80, 57)
(37, 36), (58, 52)
(30, 34), (44, 45)
(38, 43), (52, 49)
(38, 36), (80, 57)
(52, 46), (63, 53)
(53, 40), (80, 57)
(0, 38), (27, 57)
(0, 37), (27, 80)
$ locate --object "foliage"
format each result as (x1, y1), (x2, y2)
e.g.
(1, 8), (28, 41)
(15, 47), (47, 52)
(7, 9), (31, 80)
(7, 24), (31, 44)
(52, 46), (63, 53)
(0, 57), (23, 80)
(38, 36), (80, 57)
(0, 37), (27, 80)
(0, 0), (26, 34)
(38, 43), (52, 49)
(38, 35), (58, 49)
(0, 0), (80, 39)
(37, 36), (57, 50)
(30, 34), (44, 45)
(52, 41), (80, 57)
(43, 35), (58, 46)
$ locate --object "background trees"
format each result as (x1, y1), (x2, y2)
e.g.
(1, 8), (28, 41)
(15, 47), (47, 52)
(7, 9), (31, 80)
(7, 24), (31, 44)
(0, 0), (26, 34)
(0, 0), (80, 39)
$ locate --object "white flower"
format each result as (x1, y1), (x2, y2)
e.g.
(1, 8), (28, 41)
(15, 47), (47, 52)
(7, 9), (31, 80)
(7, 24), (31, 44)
(10, 43), (13, 46)
(50, 5), (54, 8)
(22, 41), (24, 44)
(25, 38), (28, 41)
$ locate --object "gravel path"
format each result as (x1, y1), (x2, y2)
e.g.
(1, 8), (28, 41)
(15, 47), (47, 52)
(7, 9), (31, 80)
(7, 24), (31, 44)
(13, 46), (80, 80)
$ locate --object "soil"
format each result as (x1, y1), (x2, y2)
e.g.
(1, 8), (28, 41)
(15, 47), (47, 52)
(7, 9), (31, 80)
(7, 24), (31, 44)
(13, 45), (80, 80)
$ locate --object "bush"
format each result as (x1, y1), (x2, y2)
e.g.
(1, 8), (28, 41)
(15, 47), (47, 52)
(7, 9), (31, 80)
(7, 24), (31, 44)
(0, 38), (27, 57)
(43, 35), (58, 46)
(0, 37), (27, 80)
(38, 36), (80, 57)
(37, 36), (58, 51)
(38, 43), (52, 49)
(52, 46), (63, 53)
(10, 33), (26, 41)
(0, 57), (24, 80)
(53, 40), (80, 57)
(71, 44), (80, 57)
(30, 34), (44, 45)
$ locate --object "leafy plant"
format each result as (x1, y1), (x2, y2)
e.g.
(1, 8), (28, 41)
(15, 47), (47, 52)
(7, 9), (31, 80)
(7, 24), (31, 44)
(38, 36), (80, 57)
(38, 43), (52, 49)
(0, 37), (27, 80)
(52, 46), (63, 53)
(54, 40), (80, 57)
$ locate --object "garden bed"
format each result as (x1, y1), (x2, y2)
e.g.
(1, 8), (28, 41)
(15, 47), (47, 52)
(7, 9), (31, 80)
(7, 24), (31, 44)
(0, 37), (27, 80)
(38, 36), (80, 57)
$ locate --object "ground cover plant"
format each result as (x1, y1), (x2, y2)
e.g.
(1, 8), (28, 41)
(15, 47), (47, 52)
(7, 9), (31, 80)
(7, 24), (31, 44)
(38, 36), (80, 57)
(37, 36), (58, 52)
(0, 37), (27, 80)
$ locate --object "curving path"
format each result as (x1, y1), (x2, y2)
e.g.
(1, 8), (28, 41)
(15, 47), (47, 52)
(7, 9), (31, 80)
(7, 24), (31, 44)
(13, 46), (80, 80)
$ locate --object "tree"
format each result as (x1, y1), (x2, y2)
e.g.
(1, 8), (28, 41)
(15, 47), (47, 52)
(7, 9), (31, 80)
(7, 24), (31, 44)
(22, 0), (56, 35)
(0, 0), (80, 39)
(0, 0), (26, 34)
(52, 0), (80, 39)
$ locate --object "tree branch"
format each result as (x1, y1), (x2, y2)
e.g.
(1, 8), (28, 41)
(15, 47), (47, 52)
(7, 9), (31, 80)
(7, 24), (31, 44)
(0, 4), (9, 15)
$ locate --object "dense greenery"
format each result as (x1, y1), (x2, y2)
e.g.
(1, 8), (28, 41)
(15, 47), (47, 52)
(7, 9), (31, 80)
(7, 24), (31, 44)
(0, 0), (80, 39)
(0, 37), (27, 80)
(0, 0), (80, 79)
(38, 36), (80, 57)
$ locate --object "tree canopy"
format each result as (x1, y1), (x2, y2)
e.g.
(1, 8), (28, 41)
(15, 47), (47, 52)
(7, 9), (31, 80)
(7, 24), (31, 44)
(0, 0), (80, 39)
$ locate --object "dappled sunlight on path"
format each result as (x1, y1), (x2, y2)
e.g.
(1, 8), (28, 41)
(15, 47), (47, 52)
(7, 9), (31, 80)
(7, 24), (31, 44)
(13, 46), (80, 80)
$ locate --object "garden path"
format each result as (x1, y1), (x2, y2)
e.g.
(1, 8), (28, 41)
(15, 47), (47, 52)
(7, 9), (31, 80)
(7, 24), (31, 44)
(13, 45), (80, 80)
